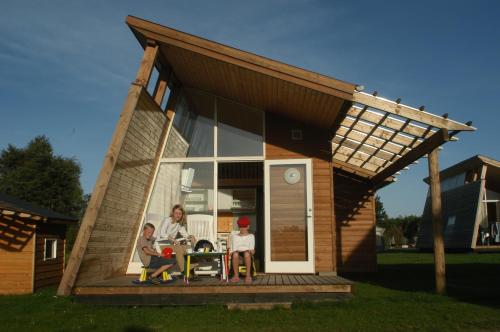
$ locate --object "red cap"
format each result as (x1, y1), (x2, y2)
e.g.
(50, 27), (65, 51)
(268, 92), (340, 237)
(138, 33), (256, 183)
(237, 216), (250, 228)
(162, 247), (173, 259)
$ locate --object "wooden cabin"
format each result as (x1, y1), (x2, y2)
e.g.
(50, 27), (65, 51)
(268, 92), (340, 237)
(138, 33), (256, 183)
(58, 16), (474, 304)
(417, 155), (500, 251)
(0, 193), (77, 294)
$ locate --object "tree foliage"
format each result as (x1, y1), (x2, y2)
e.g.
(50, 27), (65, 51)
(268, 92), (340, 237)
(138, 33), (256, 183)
(375, 195), (421, 247)
(375, 195), (388, 225)
(0, 135), (84, 218)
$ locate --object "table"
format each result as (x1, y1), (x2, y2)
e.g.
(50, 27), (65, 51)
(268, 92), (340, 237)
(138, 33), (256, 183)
(184, 251), (228, 284)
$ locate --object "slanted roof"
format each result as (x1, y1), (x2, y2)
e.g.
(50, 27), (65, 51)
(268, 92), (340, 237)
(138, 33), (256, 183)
(126, 15), (475, 186)
(423, 155), (500, 184)
(0, 193), (78, 223)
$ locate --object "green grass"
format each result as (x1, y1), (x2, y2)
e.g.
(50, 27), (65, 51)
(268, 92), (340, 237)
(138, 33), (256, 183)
(1, 252), (499, 331)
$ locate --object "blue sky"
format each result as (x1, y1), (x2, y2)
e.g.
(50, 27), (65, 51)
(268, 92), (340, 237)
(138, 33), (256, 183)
(1, 0), (499, 217)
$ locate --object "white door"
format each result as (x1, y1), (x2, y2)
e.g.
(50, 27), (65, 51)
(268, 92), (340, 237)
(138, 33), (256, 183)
(264, 159), (314, 273)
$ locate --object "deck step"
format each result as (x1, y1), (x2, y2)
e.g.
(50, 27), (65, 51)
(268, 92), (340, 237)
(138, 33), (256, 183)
(227, 302), (292, 310)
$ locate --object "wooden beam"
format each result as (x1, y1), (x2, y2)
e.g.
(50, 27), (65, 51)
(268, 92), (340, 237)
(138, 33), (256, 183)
(152, 70), (169, 107)
(332, 160), (376, 179)
(371, 129), (449, 184)
(352, 92), (474, 131)
(133, 41), (159, 88)
(428, 148), (446, 294)
(57, 84), (144, 296)
(377, 119), (432, 171)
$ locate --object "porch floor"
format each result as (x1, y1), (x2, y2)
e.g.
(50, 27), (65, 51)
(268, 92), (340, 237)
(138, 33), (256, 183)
(74, 274), (353, 306)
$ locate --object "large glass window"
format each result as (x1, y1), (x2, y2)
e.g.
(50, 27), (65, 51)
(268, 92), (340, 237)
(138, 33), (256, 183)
(164, 88), (214, 158)
(132, 162), (214, 263)
(217, 98), (263, 157)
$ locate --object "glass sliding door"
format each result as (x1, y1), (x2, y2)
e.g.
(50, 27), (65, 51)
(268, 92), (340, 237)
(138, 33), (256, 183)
(264, 159), (314, 273)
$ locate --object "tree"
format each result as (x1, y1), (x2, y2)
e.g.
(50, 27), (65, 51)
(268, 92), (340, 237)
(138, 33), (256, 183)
(0, 135), (84, 218)
(375, 195), (388, 225)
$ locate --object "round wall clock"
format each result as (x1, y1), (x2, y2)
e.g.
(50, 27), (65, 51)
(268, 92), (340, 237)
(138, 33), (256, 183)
(283, 167), (301, 184)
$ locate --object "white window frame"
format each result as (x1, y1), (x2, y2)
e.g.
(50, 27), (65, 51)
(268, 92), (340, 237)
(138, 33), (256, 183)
(43, 238), (57, 261)
(127, 88), (266, 274)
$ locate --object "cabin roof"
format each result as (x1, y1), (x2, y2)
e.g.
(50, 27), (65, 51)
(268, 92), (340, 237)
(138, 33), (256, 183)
(423, 155), (500, 184)
(126, 15), (475, 186)
(0, 192), (78, 223)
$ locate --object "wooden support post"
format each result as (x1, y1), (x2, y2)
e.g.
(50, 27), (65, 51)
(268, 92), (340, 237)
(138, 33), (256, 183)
(428, 148), (446, 295)
(57, 42), (161, 297)
(133, 41), (159, 88)
(153, 70), (169, 107)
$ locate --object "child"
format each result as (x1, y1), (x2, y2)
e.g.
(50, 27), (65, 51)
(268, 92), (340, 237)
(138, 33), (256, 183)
(230, 216), (255, 284)
(136, 223), (175, 283)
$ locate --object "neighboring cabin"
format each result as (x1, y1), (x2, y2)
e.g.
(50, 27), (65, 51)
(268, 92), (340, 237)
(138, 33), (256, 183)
(417, 155), (500, 250)
(0, 193), (77, 294)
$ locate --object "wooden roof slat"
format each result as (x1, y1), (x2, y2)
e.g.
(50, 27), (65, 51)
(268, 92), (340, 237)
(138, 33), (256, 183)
(352, 92), (474, 131)
(335, 126), (410, 156)
(345, 112), (391, 164)
(332, 135), (395, 161)
(372, 129), (450, 184)
(375, 124), (434, 172)
(332, 106), (368, 156)
(333, 145), (386, 168)
(347, 106), (436, 139)
(361, 117), (413, 169)
(341, 117), (423, 147)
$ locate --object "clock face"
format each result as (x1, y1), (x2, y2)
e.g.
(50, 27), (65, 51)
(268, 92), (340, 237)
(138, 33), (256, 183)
(284, 167), (301, 184)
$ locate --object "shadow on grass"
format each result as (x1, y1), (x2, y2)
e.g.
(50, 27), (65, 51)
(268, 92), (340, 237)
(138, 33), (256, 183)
(343, 253), (500, 309)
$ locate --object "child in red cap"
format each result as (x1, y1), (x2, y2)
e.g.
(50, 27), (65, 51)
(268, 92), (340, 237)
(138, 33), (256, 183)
(230, 216), (255, 284)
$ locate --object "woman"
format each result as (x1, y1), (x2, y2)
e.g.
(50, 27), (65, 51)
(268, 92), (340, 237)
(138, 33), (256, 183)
(157, 204), (196, 274)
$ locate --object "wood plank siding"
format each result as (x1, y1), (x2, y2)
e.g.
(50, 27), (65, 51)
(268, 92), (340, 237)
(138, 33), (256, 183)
(34, 223), (66, 289)
(75, 88), (168, 286)
(417, 181), (482, 249)
(265, 112), (335, 272)
(333, 169), (377, 272)
(0, 216), (35, 294)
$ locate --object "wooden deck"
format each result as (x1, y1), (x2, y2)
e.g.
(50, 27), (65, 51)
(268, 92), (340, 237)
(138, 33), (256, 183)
(74, 274), (353, 306)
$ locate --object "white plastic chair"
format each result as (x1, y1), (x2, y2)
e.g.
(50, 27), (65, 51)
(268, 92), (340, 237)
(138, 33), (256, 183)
(187, 214), (215, 244)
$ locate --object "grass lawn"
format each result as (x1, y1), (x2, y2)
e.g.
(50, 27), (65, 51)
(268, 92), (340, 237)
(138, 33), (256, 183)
(1, 252), (499, 331)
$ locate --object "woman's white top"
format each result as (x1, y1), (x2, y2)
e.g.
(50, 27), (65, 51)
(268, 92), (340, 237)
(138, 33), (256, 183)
(230, 233), (255, 253)
(156, 217), (189, 241)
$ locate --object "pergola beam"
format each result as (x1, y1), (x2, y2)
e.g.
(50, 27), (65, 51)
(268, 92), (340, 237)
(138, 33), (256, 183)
(352, 92), (474, 132)
(347, 106), (435, 139)
(371, 129), (450, 184)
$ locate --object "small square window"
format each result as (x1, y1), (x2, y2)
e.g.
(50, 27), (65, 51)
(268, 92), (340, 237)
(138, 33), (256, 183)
(291, 129), (303, 141)
(445, 216), (456, 234)
(44, 239), (57, 260)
